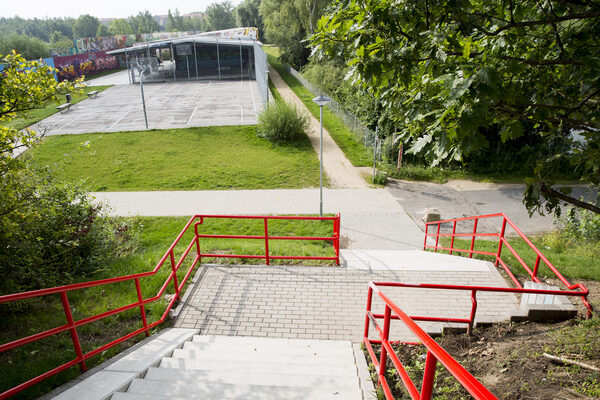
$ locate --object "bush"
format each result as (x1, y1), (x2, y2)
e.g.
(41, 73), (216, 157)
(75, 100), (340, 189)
(256, 100), (309, 141)
(556, 206), (600, 243)
(0, 162), (139, 296)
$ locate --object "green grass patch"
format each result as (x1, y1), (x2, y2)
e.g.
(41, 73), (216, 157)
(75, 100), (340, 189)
(264, 47), (372, 167)
(27, 125), (325, 191)
(5, 85), (113, 131)
(436, 233), (600, 281)
(0, 215), (337, 398)
(84, 68), (127, 81)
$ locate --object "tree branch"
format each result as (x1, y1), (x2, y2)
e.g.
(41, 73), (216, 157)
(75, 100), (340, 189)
(541, 184), (600, 214)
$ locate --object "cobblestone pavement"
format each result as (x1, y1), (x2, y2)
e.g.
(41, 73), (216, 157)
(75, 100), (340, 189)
(174, 261), (518, 342)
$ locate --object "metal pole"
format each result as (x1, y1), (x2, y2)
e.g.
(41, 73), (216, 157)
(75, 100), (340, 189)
(186, 54), (190, 80)
(193, 42), (198, 79)
(170, 42), (176, 81)
(216, 38), (221, 80)
(239, 39), (243, 81)
(319, 105), (324, 217)
(126, 52), (131, 84)
(372, 126), (378, 181)
(137, 63), (149, 129)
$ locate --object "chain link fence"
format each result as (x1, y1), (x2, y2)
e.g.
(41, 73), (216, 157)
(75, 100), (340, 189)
(254, 43), (269, 104)
(280, 63), (380, 157)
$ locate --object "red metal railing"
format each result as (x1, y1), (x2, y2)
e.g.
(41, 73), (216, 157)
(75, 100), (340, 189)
(364, 282), (498, 400)
(424, 213), (592, 315)
(0, 214), (340, 399)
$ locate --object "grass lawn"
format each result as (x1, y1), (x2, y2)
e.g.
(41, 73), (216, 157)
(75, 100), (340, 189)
(5, 85), (113, 131)
(27, 125), (326, 191)
(264, 47), (372, 167)
(0, 215), (337, 399)
(436, 233), (600, 281)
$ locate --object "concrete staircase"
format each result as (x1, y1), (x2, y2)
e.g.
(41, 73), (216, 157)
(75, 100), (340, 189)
(51, 330), (374, 400)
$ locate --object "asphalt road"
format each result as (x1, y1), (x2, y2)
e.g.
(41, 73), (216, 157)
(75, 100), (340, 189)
(386, 179), (596, 234)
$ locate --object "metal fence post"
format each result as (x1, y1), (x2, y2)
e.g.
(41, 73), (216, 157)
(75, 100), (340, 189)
(495, 218), (507, 266)
(470, 219), (479, 258)
(264, 218), (270, 265)
(421, 351), (438, 400)
(135, 278), (150, 337)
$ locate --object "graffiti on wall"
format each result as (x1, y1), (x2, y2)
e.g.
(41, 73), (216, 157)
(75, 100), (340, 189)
(74, 31), (203, 54)
(54, 51), (118, 81)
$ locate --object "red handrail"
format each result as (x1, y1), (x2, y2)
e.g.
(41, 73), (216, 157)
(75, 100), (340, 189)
(424, 213), (592, 316)
(0, 214), (340, 399)
(364, 282), (498, 400)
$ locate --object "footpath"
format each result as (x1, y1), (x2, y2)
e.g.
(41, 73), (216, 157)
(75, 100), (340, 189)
(268, 68), (368, 188)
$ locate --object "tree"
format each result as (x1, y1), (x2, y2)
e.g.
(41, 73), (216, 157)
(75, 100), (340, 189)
(0, 53), (136, 295)
(129, 11), (159, 34)
(96, 24), (110, 37)
(166, 9), (185, 32)
(205, 1), (236, 31)
(0, 34), (49, 59)
(49, 31), (73, 55)
(73, 14), (100, 38)
(260, 0), (330, 67)
(236, 0), (264, 38)
(312, 0), (600, 215)
(109, 18), (133, 35)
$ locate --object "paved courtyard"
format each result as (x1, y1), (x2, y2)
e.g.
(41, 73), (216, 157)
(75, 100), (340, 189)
(32, 80), (262, 135)
(174, 251), (519, 342)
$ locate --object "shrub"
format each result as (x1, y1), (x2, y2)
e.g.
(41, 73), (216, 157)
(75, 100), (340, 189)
(556, 205), (600, 243)
(256, 100), (309, 141)
(0, 162), (139, 296)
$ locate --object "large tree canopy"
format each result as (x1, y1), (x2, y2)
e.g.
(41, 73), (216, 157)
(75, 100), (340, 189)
(260, 0), (331, 68)
(205, 1), (237, 31)
(312, 0), (600, 215)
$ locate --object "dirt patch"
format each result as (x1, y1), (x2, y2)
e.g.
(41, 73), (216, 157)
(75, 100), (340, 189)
(366, 280), (600, 399)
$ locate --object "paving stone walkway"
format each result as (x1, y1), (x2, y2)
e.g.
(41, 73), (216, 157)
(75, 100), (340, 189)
(174, 251), (519, 342)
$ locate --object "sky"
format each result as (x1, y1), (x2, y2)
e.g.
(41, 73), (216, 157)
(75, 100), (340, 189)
(1, 0), (244, 19)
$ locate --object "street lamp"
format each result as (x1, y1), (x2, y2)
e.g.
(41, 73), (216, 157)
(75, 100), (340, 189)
(265, 68), (270, 104)
(312, 95), (331, 217)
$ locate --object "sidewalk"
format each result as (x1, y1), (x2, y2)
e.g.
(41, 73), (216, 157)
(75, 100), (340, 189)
(94, 188), (426, 250)
(269, 68), (368, 189)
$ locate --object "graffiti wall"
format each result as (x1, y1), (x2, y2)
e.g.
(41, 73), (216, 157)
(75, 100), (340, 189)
(74, 31), (202, 54)
(53, 51), (118, 81)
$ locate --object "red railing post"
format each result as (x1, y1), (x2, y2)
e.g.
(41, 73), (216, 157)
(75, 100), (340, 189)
(450, 220), (457, 255)
(468, 290), (478, 334)
(60, 292), (87, 372)
(264, 218), (270, 265)
(420, 351), (438, 399)
(424, 223), (429, 250)
(532, 255), (541, 279)
(378, 305), (392, 381)
(169, 250), (180, 300)
(495, 218), (507, 266)
(194, 222), (201, 262)
(364, 287), (373, 339)
(434, 223), (441, 252)
(469, 219), (478, 258)
(135, 278), (150, 337)
(334, 213), (340, 265)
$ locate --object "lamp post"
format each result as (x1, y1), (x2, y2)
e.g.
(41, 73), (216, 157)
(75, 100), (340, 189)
(312, 95), (331, 217)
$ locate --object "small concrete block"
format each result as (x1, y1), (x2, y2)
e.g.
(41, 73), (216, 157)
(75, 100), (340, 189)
(51, 371), (137, 400)
(105, 328), (197, 374)
(353, 343), (377, 400)
(423, 208), (441, 223)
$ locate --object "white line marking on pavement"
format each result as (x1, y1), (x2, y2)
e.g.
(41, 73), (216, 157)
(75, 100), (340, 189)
(110, 111), (130, 129)
(188, 106), (199, 125)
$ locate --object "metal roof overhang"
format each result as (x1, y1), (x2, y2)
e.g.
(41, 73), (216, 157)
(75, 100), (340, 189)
(107, 37), (260, 55)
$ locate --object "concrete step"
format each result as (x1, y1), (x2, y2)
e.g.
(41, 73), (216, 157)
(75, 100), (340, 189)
(143, 366), (360, 389)
(172, 347), (356, 365)
(123, 378), (363, 399)
(519, 281), (577, 322)
(159, 356), (357, 377)
(182, 340), (353, 356)
(190, 335), (352, 349)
